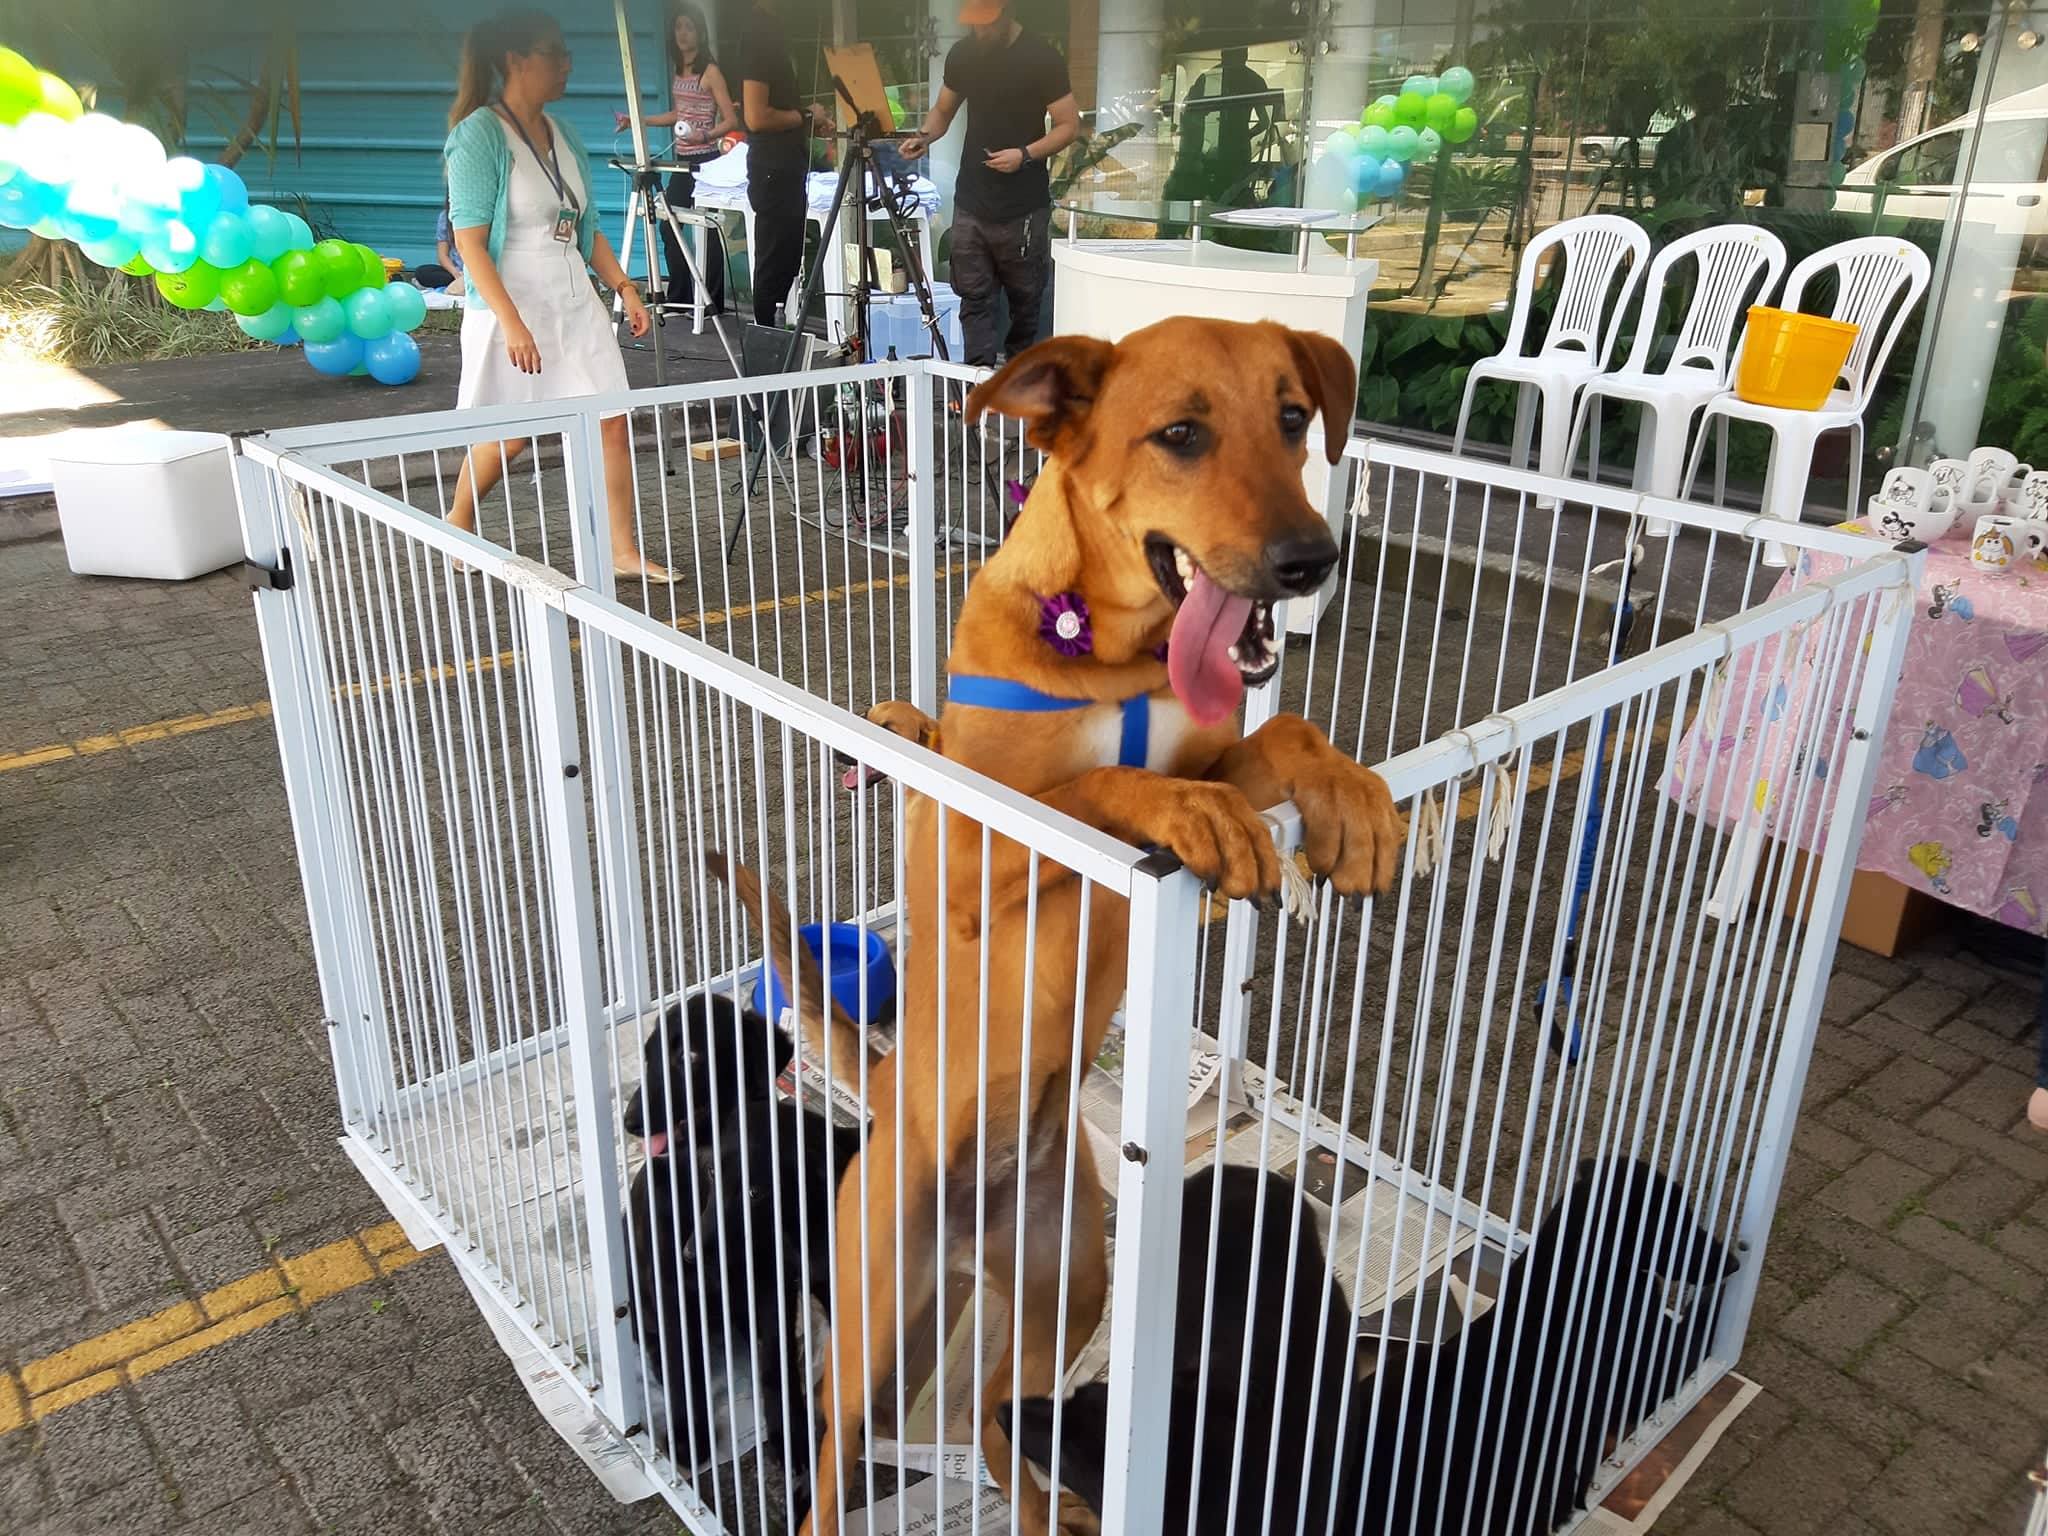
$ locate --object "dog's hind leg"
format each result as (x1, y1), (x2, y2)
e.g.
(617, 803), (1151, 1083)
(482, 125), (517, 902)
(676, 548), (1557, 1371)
(802, 1109), (936, 1536)
(979, 1146), (1109, 1536)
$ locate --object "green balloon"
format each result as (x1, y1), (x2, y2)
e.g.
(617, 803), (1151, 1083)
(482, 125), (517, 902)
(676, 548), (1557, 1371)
(0, 47), (38, 126)
(313, 239), (362, 300)
(237, 300), (295, 341)
(120, 252), (155, 277)
(1394, 91), (1428, 127)
(1363, 99), (1397, 131)
(219, 257), (281, 317)
(353, 242), (384, 290)
(1447, 105), (1480, 144)
(37, 69), (82, 122)
(294, 295), (348, 343)
(156, 263), (221, 311)
(1425, 92), (1458, 132)
(273, 249), (323, 307)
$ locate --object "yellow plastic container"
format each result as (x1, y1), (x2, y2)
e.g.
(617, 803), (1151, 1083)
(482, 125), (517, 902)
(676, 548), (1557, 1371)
(1733, 307), (1860, 411)
(382, 256), (404, 279)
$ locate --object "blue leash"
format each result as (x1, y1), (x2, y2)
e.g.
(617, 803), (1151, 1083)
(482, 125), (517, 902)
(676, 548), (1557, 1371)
(947, 674), (1152, 770)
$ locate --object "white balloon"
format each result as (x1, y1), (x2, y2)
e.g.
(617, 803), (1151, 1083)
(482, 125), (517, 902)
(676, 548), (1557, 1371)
(12, 112), (77, 186)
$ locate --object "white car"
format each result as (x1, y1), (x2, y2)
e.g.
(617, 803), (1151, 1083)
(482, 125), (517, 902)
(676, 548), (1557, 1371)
(1578, 111), (1683, 168)
(1834, 85), (2048, 241)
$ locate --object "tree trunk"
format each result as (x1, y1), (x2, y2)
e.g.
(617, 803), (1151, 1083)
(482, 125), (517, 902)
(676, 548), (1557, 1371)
(1897, 0), (1945, 141)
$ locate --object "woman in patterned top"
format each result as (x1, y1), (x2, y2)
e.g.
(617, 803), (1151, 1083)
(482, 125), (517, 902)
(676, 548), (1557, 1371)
(646, 1), (736, 309)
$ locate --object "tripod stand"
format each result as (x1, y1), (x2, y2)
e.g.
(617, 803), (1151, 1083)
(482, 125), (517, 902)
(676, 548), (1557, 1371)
(727, 78), (950, 552)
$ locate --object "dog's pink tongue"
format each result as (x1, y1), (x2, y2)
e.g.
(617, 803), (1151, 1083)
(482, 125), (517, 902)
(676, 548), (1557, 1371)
(643, 1131), (669, 1160)
(1168, 570), (1253, 727)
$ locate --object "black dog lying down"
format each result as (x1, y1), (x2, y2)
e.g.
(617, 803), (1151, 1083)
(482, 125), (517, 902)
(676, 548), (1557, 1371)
(1006, 1156), (1736, 1536)
(1000, 1163), (1351, 1531)
(620, 858), (869, 1521)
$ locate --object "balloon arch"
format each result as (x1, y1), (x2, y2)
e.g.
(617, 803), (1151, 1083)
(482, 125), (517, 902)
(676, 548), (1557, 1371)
(0, 44), (426, 386)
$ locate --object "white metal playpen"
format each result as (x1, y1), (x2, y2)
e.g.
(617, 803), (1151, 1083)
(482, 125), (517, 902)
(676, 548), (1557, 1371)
(233, 357), (1917, 1536)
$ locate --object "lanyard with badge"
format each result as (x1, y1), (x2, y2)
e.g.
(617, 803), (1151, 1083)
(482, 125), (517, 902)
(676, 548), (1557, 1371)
(497, 104), (580, 242)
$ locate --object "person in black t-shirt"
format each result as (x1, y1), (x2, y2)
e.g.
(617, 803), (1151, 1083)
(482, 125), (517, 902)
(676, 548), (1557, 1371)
(737, 0), (821, 324)
(901, 0), (1079, 365)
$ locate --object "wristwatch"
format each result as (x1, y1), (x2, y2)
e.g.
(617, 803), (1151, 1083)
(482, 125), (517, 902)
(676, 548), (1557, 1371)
(1019, 144), (1033, 162)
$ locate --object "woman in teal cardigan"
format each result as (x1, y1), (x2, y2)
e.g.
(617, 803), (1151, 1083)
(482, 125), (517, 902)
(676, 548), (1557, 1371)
(444, 9), (670, 581)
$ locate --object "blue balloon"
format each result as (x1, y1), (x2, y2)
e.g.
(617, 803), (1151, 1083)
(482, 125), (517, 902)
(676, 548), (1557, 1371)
(1418, 127), (1444, 159)
(0, 172), (56, 230)
(199, 210), (253, 270)
(304, 333), (365, 376)
(1439, 65), (1476, 104)
(203, 162), (249, 216)
(1349, 154), (1382, 198)
(1834, 108), (1856, 141)
(169, 158), (221, 233)
(1357, 124), (1391, 158)
(139, 219), (200, 273)
(364, 331), (422, 386)
(1403, 74), (1438, 99)
(1387, 125), (1421, 163)
(238, 300), (296, 341)
(275, 325), (302, 347)
(1376, 159), (1408, 198)
(244, 204), (294, 263)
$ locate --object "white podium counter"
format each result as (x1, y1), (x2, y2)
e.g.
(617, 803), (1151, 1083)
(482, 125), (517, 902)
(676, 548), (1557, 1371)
(1051, 235), (1378, 629)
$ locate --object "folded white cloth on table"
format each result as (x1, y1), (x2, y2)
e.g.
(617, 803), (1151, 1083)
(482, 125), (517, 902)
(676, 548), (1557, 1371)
(694, 143), (748, 189)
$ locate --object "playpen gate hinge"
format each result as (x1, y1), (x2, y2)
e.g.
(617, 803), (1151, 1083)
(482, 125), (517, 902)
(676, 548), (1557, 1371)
(242, 550), (293, 593)
(1121, 1141), (1148, 1165)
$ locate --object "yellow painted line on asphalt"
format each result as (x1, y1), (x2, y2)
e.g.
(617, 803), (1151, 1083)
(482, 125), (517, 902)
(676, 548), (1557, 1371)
(0, 1220), (428, 1434)
(0, 563), (952, 778)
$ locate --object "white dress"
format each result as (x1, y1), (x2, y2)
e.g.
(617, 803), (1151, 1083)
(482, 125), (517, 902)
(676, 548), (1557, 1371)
(456, 111), (630, 409)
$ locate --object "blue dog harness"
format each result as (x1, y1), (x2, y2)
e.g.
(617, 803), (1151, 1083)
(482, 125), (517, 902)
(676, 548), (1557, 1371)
(946, 674), (1153, 769)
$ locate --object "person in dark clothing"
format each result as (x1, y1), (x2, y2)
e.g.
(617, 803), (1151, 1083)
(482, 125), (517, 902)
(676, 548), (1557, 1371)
(1163, 47), (1282, 206)
(736, 0), (819, 324)
(900, 0), (1079, 366)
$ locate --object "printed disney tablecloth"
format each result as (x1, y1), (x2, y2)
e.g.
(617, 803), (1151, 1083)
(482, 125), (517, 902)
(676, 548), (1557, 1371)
(1667, 525), (2048, 933)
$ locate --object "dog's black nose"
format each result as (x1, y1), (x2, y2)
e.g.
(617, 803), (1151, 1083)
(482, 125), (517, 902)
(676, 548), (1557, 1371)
(1264, 532), (1340, 594)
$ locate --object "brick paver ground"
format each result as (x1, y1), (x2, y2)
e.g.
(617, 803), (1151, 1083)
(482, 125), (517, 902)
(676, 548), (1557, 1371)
(3, 345), (2047, 1535)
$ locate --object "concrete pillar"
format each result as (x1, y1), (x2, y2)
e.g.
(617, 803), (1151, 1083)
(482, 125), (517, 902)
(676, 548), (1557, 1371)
(1311, 0), (1375, 134)
(927, 0), (966, 223)
(1919, 19), (2048, 456)
(1093, 0), (1163, 129)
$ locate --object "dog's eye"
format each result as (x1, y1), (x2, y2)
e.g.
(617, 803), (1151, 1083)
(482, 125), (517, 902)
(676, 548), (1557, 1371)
(1280, 403), (1310, 437)
(1156, 421), (1203, 450)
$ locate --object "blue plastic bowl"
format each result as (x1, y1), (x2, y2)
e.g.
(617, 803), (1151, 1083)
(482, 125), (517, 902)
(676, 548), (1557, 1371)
(753, 921), (895, 1027)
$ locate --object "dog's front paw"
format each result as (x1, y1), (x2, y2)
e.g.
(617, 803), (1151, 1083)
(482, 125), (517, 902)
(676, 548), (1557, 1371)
(1141, 781), (1282, 900)
(1292, 752), (1402, 896)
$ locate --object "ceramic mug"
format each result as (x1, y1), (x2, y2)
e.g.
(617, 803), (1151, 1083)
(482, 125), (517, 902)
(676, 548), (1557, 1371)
(2011, 468), (2048, 518)
(1868, 466), (1957, 542)
(1971, 513), (2030, 573)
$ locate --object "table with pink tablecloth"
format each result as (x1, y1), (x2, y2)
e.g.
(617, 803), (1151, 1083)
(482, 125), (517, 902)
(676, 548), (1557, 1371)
(1667, 526), (2048, 934)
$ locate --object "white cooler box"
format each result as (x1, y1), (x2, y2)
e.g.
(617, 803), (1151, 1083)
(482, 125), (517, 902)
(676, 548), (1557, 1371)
(51, 428), (243, 581)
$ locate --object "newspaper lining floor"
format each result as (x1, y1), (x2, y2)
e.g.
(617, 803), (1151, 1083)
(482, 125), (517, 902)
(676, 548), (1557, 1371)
(378, 985), (1748, 1534)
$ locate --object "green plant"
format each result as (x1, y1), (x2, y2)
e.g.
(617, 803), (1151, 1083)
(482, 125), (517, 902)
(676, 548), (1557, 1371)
(0, 278), (260, 366)
(1356, 305), (1518, 434)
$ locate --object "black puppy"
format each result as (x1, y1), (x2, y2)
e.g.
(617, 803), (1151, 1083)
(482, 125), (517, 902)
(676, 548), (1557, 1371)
(1343, 1155), (1739, 1536)
(621, 992), (793, 1470)
(621, 991), (789, 1161)
(1001, 1162), (1352, 1531)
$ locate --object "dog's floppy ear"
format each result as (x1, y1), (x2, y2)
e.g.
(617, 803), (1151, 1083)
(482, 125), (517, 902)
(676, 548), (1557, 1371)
(967, 335), (1116, 454)
(1281, 326), (1359, 466)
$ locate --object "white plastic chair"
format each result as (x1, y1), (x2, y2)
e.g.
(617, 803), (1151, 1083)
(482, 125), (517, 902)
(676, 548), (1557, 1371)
(1682, 236), (1932, 565)
(1452, 214), (1651, 502)
(1561, 224), (1786, 533)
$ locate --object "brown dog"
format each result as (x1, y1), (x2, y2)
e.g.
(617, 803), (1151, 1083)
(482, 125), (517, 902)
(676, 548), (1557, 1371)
(802, 318), (1402, 1535)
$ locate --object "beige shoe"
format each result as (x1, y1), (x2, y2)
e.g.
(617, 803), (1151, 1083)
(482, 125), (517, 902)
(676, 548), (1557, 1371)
(2029, 1086), (2048, 1133)
(613, 560), (681, 585)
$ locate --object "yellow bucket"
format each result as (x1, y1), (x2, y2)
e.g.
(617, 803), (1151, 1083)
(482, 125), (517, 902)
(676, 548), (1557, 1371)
(382, 256), (404, 279)
(1733, 306), (1860, 411)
